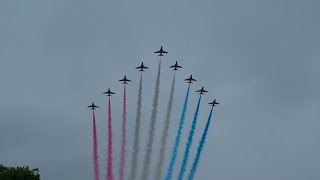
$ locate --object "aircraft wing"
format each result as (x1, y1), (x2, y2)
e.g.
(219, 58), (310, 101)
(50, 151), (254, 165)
(88, 105), (99, 108)
(196, 89), (207, 93)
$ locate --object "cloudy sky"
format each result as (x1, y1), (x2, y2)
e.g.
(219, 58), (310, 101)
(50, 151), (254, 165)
(1, 0), (319, 179)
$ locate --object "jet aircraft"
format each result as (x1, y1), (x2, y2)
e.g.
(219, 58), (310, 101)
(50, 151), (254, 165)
(88, 102), (99, 110)
(136, 62), (148, 71)
(119, 75), (131, 84)
(196, 86), (208, 95)
(170, 61), (182, 71)
(184, 75), (197, 83)
(209, 99), (220, 107)
(103, 88), (115, 96)
(154, 46), (168, 56)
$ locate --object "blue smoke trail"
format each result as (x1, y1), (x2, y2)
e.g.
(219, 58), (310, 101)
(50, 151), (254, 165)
(187, 107), (213, 180)
(165, 84), (190, 180)
(178, 95), (202, 180)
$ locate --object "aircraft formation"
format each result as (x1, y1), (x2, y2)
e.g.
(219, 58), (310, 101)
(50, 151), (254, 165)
(89, 58), (218, 107)
(87, 46), (219, 180)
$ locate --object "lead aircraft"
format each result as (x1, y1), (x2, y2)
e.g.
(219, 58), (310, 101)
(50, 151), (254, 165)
(154, 46), (168, 56)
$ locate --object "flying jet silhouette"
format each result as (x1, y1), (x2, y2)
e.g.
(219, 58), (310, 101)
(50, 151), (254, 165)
(196, 86), (208, 95)
(184, 75), (197, 83)
(136, 62), (148, 71)
(154, 46), (168, 56)
(209, 99), (219, 107)
(88, 102), (99, 110)
(103, 88), (115, 96)
(169, 61), (182, 71)
(119, 75), (131, 84)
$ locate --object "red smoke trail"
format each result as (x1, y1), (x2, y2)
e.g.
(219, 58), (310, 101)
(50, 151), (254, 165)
(119, 85), (127, 180)
(92, 111), (100, 180)
(107, 97), (114, 180)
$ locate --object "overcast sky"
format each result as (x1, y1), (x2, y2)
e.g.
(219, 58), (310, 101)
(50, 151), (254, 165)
(1, 0), (320, 180)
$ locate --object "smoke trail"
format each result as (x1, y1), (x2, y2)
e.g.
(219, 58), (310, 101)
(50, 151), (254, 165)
(178, 96), (202, 180)
(155, 73), (176, 180)
(92, 111), (100, 180)
(141, 60), (161, 180)
(107, 97), (114, 180)
(119, 85), (127, 180)
(188, 108), (214, 180)
(165, 84), (191, 180)
(129, 73), (143, 180)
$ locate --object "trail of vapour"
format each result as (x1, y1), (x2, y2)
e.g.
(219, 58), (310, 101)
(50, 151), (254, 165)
(141, 60), (161, 180)
(92, 111), (100, 180)
(129, 73), (143, 180)
(107, 97), (114, 180)
(155, 73), (176, 180)
(188, 108), (214, 180)
(119, 85), (127, 180)
(165, 84), (191, 180)
(178, 96), (202, 180)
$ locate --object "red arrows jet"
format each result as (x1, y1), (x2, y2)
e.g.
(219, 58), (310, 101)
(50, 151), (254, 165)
(88, 102), (99, 110)
(196, 86), (208, 95)
(119, 75), (131, 84)
(170, 61), (182, 71)
(209, 99), (219, 107)
(136, 62), (148, 72)
(103, 88), (115, 96)
(154, 46), (168, 56)
(184, 75), (197, 83)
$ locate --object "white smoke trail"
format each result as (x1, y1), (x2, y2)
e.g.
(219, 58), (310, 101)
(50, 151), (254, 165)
(129, 73), (143, 180)
(155, 73), (176, 180)
(141, 60), (161, 180)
